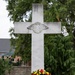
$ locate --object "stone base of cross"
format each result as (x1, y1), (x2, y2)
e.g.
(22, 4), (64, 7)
(14, 4), (61, 72)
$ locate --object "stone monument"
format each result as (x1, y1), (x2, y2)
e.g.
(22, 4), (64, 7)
(14, 4), (61, 72)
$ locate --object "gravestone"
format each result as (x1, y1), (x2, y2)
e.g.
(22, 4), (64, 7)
(14, 4), (61, 72)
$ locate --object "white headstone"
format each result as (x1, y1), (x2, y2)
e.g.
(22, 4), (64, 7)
(14, 4), (61, 72)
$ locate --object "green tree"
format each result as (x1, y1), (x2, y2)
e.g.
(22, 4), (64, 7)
(0, 59), (12, 75)
(5, 0), (75, 75)
(0, 59), (5, 75)
(44, 34), (75, 75)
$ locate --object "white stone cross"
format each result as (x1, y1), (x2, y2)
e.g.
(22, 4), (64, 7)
(14, 4), (61, 72)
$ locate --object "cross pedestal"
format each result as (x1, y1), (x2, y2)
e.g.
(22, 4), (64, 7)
(14, 4), (61, 72)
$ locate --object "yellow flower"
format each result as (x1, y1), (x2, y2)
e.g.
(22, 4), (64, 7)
(46, 72), (50, 75)
(34, 71), (37, 74)
(42, 72), (45, 74)
(39, 72), (41, 74)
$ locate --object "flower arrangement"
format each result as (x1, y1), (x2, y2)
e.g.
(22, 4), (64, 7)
(31, 69), (51, 75)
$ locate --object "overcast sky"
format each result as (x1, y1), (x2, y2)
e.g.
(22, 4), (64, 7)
(0, 0), (13, 38)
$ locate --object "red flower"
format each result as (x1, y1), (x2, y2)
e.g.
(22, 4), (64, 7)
(40, 69), (44, 73)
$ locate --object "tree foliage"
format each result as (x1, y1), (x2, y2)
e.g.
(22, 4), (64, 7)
(0, 59), (12, 75)
(0, 59), (5, 75)
(44, 34), (75, 75)
(5, 0), (75, 75)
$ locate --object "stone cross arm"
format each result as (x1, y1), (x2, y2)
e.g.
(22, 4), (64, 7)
(14, 22), (61, 34)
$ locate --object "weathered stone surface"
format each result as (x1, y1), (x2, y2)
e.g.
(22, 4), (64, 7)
(6, 66), (31, 75)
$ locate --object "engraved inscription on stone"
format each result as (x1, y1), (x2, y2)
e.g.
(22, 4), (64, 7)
(27, 22), (48, 33)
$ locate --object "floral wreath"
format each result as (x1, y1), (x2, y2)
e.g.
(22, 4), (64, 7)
(31, 69), (51, 75)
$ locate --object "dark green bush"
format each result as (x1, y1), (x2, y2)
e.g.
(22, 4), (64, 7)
(0, 59), (6, 75)
(0, 58), (12, 75)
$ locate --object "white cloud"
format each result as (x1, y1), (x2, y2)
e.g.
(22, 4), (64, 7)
(0, 0), (13, 38)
